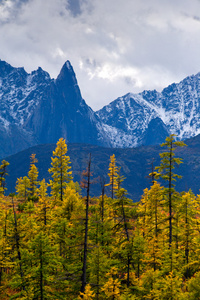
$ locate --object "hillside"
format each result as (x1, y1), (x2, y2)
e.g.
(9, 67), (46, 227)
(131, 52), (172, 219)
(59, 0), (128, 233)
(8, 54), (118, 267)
(4, 134), (200, 201)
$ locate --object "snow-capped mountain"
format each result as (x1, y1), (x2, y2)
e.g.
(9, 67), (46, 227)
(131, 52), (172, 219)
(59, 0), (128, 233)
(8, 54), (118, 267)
(0, 60), (53, 157)
(97, 73), (200, 147)
(0, 61), (51, 127)
(1, 58), (200, 158)
(0, 60), (110, 157)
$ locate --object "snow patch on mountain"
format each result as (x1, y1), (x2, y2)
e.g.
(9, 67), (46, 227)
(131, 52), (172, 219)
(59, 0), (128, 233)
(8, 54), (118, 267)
(97, 93), (159, 147)
(97, 72), (200, 147)
(0, 115), (10, 130)
(102, 123), (138, 147)
(0, 62), (52, 128)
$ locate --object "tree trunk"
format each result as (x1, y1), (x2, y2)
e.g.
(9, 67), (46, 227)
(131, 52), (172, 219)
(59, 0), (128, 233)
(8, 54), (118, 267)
(121, 197), (130, 287)
(11, 194), (25, 290)
(100, 176), (105, 246)
(81, 154), (91, 294)
(169, 140), (172, 248)
(40, 242), (44, 300)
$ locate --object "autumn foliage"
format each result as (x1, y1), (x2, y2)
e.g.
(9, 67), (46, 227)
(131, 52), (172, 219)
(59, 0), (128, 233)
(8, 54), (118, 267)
(1, 136), (200, 299)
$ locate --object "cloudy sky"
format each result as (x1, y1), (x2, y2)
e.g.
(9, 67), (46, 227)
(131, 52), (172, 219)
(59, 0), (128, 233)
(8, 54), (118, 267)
(0, 0), (200, 110)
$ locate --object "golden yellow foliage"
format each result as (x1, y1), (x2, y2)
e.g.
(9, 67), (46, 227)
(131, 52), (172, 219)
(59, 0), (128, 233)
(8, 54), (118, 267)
(78, 284), (95, 299)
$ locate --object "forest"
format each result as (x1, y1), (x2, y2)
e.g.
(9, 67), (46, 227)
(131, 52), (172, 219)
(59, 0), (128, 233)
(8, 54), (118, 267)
(1, 135), (200, 299)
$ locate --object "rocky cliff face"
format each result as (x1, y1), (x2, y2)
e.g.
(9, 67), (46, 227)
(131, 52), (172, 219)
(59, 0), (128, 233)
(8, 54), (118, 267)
(26, 61), (110, 147)
(0, 60), (110, 157)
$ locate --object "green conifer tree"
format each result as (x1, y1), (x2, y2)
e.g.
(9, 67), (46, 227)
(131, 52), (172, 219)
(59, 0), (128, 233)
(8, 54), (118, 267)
(155, 135), (186, 249)
(0, 160), (9, 195)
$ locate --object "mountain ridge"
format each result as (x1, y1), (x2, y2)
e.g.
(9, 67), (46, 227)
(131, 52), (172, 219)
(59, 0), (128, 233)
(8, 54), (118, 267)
(4, 133), (200, 200)
(97, 72), (200, 147)
(1, 59), (200, 157)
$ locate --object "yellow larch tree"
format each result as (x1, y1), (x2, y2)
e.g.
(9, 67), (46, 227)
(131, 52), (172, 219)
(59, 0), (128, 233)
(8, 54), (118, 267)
(106, 154), (118, 199)
(28, 154), (39, 197)
(0, 160), (9, 195)
(48, 138), (72, 201)
(101, 268), (121, 300)
(78, 284), (95, 299)
(15, 176), (31, 201)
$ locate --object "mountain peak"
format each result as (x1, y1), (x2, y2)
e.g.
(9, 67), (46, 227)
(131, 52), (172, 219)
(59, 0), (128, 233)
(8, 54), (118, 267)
(0, 60), (14, 76)
(31, 67), (51, 82)
(64, 60), (73, 70)
(54, 60), (83, 106)
(56, 60), (77, 87)
(142, 117), (169, 146)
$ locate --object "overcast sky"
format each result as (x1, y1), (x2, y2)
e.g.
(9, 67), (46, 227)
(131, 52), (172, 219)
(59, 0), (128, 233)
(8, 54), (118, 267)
(0, 0), (200, 110)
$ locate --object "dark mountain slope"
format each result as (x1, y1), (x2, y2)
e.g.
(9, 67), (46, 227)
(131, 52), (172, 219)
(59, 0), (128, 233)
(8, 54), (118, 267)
(5, 135), (200, 201)
(26, 61), (110, 146)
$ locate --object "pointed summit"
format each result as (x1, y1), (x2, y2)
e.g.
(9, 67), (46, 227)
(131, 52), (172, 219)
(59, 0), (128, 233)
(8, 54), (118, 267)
(56, 60), (78, 87)
(25, 59), (110, 148)
(142, 117), (169, 146)
(54, 60), (83, 107)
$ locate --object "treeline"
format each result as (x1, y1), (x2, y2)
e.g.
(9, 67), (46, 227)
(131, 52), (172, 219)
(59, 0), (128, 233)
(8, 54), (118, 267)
(1, 135), (200, 299)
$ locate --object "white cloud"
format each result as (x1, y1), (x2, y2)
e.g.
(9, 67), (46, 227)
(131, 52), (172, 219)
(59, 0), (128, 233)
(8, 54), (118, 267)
(0, 0), (200, 109)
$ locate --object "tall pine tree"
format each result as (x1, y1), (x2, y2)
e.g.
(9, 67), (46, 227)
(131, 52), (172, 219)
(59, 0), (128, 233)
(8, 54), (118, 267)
(49, 138), (72, 201)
